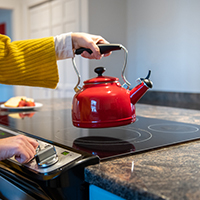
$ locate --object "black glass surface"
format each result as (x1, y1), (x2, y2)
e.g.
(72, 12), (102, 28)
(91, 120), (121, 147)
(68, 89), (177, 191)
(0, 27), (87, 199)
(0, 101), (200, 160)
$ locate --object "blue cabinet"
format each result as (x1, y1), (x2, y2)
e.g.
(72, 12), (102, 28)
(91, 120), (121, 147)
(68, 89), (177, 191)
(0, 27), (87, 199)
(90, 185), (125, 200)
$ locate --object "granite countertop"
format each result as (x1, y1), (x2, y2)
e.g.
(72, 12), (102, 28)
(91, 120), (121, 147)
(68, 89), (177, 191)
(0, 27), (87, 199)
(85, 104), (200, 200)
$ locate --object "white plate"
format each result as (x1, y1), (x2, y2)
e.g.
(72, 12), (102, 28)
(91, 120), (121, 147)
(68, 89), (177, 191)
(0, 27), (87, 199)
(0, 102), (43, 110)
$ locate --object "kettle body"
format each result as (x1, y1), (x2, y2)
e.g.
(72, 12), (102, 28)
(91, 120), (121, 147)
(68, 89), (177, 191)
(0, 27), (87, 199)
(72, 80), (136, 128)
(71, 44), (153, 128)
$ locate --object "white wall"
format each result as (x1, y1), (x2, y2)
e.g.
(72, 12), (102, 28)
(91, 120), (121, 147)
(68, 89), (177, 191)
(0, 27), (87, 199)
(126, 0), (200, 93)
(1, 0), (200, 94)
(88, 0), (127, 84)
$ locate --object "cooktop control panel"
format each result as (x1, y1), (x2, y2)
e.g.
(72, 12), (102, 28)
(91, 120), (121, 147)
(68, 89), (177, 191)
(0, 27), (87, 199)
(0, 126), (82, 174)
(22, 140), (82, 173)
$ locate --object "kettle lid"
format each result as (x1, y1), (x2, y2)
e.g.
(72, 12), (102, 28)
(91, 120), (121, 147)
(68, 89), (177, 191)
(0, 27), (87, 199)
(84, 67), (118, 84)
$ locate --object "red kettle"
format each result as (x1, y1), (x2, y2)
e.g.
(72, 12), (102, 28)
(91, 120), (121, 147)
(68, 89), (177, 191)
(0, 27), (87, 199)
(71, 44), (153, 128)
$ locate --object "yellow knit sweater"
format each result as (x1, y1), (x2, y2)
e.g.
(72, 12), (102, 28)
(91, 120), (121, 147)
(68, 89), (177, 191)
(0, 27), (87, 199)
(0, 34), (58, 89)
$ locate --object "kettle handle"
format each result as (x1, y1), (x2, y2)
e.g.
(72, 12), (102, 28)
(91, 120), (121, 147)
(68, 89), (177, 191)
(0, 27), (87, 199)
(72, 44), (131, 92)
(75, 44), (122, 55)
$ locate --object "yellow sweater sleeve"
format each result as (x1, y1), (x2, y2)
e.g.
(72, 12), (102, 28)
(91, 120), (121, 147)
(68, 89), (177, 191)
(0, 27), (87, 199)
(0, 34), (59, 89)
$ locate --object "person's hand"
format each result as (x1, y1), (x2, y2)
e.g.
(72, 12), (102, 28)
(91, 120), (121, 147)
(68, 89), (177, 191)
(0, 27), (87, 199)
(0, 135), (38, 163)
(71, 32), (111, 59)
(54, 32), (111, 60)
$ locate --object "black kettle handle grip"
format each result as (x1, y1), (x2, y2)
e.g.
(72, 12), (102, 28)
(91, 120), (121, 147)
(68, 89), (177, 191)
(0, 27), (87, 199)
(75, 44), (122, 55)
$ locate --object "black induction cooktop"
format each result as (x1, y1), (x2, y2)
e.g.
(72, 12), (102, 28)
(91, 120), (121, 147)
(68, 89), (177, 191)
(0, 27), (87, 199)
(0, 103), (200, 160)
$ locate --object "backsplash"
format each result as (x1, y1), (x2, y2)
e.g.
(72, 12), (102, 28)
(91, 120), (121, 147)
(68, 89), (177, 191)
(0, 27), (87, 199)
(138, 91), (200, 110)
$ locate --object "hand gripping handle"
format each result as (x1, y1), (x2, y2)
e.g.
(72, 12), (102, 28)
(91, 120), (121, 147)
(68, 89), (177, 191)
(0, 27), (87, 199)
(75, 44), (122, 55)
(72, 44), (130, 92)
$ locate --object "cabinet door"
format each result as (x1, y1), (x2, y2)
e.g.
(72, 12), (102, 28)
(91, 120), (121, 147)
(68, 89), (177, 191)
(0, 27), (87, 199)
(28, 2), (52, 99)
(21, 0), (87, 100)
(50, 0), (81, 99)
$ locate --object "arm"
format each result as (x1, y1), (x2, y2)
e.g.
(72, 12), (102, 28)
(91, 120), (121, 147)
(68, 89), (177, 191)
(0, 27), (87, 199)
(0, 32), (111, 163)
(0, 32), (111, 88)
(0, 34), (58, 88)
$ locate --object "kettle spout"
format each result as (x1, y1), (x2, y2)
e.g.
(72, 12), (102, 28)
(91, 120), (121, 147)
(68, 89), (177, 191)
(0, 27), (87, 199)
(130, 70), (153, 105)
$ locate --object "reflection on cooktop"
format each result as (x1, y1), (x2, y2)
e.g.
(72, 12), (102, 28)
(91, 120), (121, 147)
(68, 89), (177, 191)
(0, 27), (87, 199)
(54, 126), (152, 145)
(73, 136), (135, 158)
(148, 124), (199, 134)
(1, 109), (200, 160)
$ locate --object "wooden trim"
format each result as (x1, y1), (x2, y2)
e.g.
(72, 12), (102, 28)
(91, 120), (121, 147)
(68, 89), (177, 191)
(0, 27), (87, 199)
(28, 0), (54, 9)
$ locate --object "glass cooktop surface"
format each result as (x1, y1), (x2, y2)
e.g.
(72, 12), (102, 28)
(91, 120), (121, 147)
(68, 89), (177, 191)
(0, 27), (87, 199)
(0, 101), (200, 160)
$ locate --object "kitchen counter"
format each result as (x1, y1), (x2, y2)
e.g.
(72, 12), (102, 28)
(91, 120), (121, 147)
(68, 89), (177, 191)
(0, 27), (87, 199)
(85, 104), (200, 200)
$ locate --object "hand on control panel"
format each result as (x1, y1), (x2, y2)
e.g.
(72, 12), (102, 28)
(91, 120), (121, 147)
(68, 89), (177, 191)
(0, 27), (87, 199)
(0, 135), (38, 163)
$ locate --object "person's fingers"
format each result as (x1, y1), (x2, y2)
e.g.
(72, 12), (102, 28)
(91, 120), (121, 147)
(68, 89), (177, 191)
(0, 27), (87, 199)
(96, 38), (109, 45)
(18, 135), (36, 155)
(26, 137), (39, 149)
(14, 135), (38, 163)
(81, 51), (111, 59)
(81, 51), (103, 60)
(85, 42), (101, 59)
(72, 33), (111, 59)
(91, 37), (110, 59)
(103, 52), (112, 57)
(15, 151), (31, 163)
(80, 51), (93, 59)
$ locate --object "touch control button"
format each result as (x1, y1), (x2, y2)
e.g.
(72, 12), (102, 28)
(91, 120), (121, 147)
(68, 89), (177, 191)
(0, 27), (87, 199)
(35, 145), (58, 168)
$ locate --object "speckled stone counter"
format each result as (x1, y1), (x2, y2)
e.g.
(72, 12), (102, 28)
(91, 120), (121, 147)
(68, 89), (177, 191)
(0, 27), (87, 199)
(85, 104), (200, 200)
